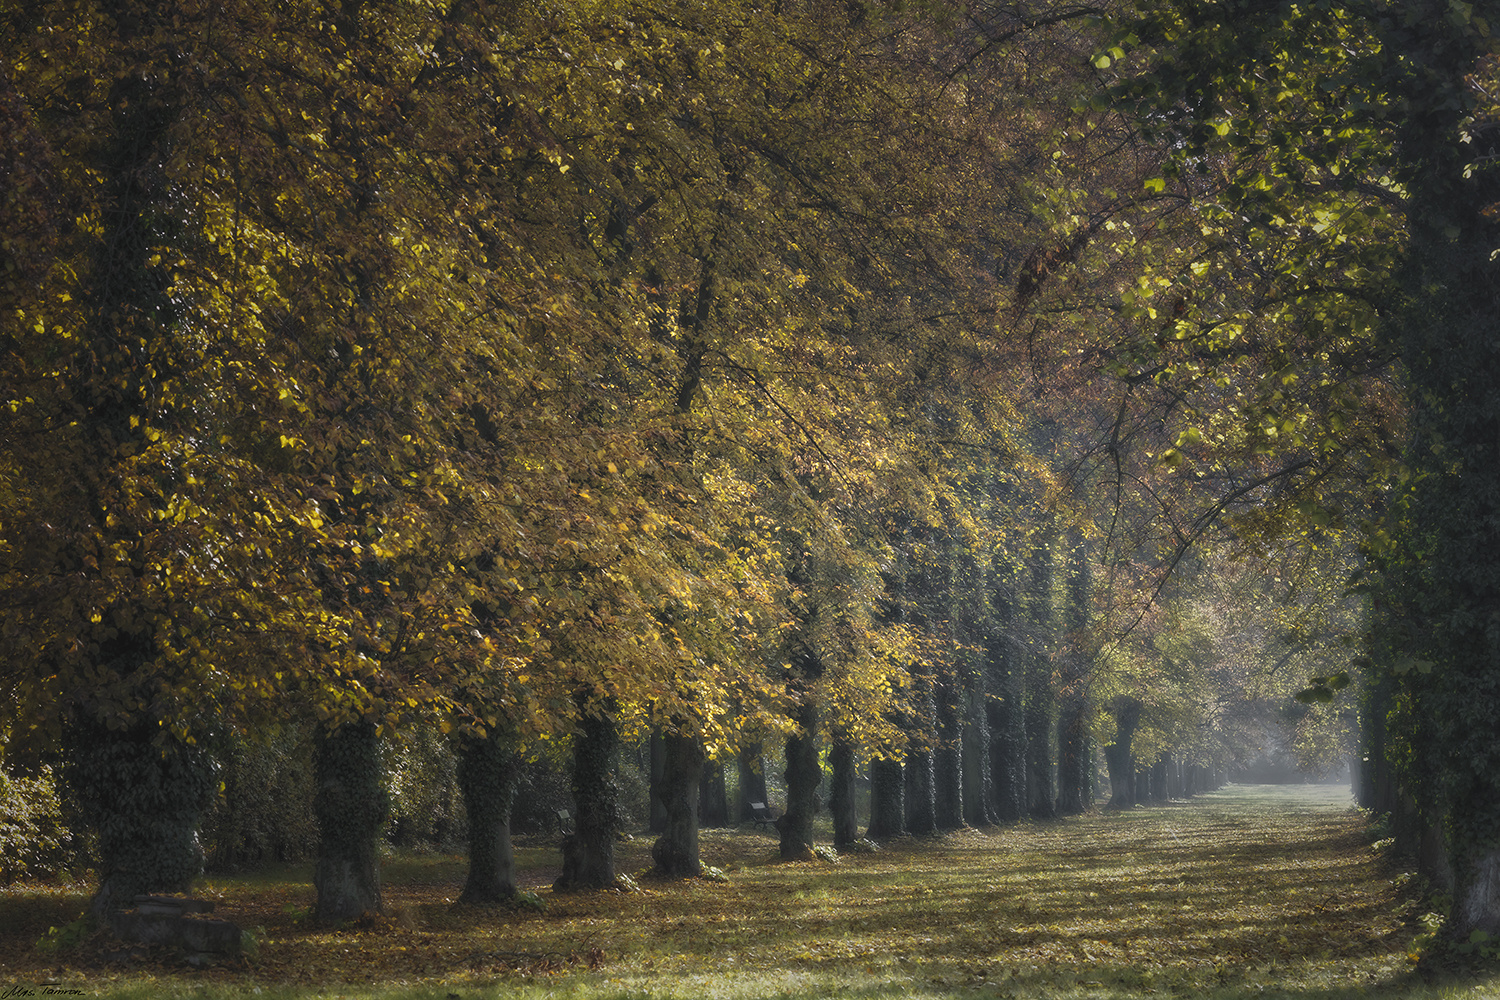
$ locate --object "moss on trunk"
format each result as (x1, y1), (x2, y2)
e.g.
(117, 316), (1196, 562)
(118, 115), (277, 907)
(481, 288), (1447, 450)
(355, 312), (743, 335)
(313, 721), (387, 924)
(455, 728), (522, 906)
(778, 701), (820, 860)
(555, 702), (620, 891)
(829, 737), (859, 848)
(651, 732), (703, 878)
(64, 717), (215, 924)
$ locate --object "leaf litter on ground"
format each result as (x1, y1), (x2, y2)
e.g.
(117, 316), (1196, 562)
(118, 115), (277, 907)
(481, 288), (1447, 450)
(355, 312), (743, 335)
(3, 784), (1496, 1000)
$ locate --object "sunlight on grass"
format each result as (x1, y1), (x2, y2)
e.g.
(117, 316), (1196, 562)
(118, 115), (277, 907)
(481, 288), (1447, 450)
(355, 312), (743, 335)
(4, 784), (1497, 1000)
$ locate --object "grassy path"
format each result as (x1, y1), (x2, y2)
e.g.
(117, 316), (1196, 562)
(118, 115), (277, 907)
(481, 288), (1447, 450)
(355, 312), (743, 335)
(3, 784), (1495, 999)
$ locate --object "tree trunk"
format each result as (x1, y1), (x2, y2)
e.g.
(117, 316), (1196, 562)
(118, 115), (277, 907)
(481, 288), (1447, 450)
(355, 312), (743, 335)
(987, 566), (1027, 823)
(988, 691), (1026, 822)
(700, 757), (729, 828)
(1149, 759), (1168, 803)
(904, 745), (936, 835)
(1056, 693), (1091, 815)
(1453, 847), (1500, 940)
(962, 670), (994, 826)
(648, 728), (668, 834)
(64, 716), (214, 923)
(555, 702), (620, 891)
(1104, 697), (1141, 809)
(454, 728), (522, 906)
(867, 756), (905, 840)
(1025, 698), (1056, 818)
(1024, 545), (1057, 819)
(737, 742), (768, 823)
(829, 737), (859, 849)
(934, 672), (964, 830)
(651, 732), (704, 877)
(778, 700), (821, 859)
(313, 720), (387, 923)
(1416, 811), (1454, 895)
(901, 677), (937, 835)
(1056, 529), (1093, 817)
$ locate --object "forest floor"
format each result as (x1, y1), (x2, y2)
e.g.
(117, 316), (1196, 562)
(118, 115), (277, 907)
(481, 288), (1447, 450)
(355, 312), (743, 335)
(2, 784), (1496, 1000)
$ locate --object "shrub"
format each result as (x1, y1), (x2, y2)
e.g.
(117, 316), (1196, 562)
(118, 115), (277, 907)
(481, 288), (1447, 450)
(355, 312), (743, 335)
(510, 742), (574, 835)
(0, 761), (71, 882)
(202, 723), (319, 870)
(385, 726), (466, 850)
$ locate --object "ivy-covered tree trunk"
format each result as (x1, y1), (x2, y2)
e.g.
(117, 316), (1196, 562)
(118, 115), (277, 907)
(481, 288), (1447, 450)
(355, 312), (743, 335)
(45, 1), (213, 926)
(829, 737), (859, 849)
(648, 728), (668, 834)
(988, 691), (1027, 822)
(555, 701), (621, 890)
(64, 716), (215, 923)
(934, 672), (964, 830)
(700, 758), (729, 828)
(1104, 697), (1141, 809)
(313, 720), (387, 923)
(866, 756), (905, 840)
(454, 728), (522, 906)
(778, 700), (821, 859)
(904, 680), (936, 835)
(987, 564), (1027, 823)
(1056, 528), (1093, 816)
(1024, 536), (1057, 819)
(1383, 3), (1500, 937)
(1056, 696), (1091, 815)
(1356, 672), (1396, 814)
(904, 745), (936, 836)
(651, 732), (703, 878)
(1024, 699), (1056, 817)
(736, 742), (768, 823)
(962, 672), (994, 826)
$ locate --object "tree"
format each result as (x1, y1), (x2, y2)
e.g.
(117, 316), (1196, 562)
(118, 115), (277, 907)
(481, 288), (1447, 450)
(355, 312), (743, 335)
(1023, 531), (1060, 819)
(828, 734), (861, 849)
(454, 727), (523, 906)
(987, 554), (1029, 824)
(13, 0), (1449, 924)
(651, 730), (705, 878)
(555, 698), (622, 891)
(312, 721), (386, 922)
(1098, 0), (1500, 938)
(1375, 5), (1500, 937)
(1056, 528), (1096, 815)
(778, 692), (822, 861)
(3, 0), (234, 916)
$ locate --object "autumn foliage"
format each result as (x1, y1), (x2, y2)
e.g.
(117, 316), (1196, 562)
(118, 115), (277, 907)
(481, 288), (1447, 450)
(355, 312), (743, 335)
(4, 0), (1500, 964)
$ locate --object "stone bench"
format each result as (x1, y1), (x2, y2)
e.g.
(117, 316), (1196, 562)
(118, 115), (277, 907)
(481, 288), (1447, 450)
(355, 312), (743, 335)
(108, 895), (242, 966)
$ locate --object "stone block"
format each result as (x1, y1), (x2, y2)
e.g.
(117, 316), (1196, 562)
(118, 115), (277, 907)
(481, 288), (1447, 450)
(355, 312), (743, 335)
(109, 910), (183, 946)
(178, 917), (243, 954)
(107, 896), (242, 960)
(133, 895), (215, 915)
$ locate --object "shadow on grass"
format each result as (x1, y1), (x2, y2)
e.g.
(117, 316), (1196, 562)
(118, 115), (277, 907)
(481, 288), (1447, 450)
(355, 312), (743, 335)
(4, 785), (1488, 1000)
(59, 962), (1493, 1000)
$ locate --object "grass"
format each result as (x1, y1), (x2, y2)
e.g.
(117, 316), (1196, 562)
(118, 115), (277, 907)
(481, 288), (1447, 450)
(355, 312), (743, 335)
(3, 784), (1496, 1000)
